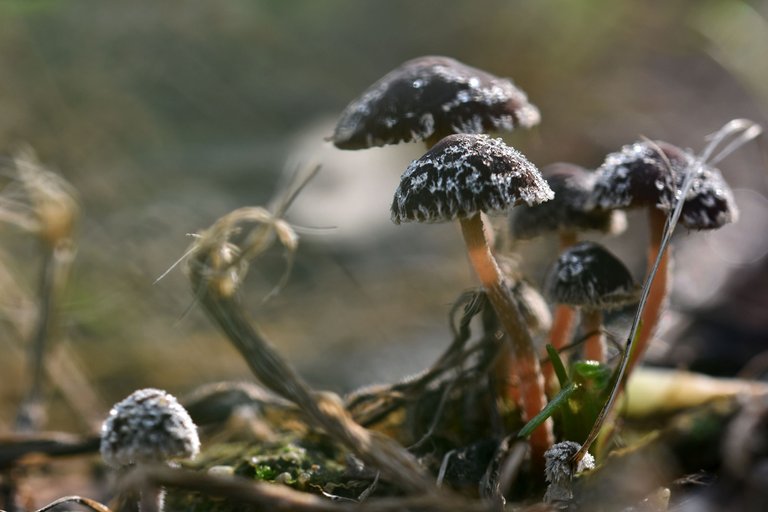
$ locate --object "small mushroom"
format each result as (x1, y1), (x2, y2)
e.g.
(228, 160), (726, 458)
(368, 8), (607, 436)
(510, 163), (626, 389)
(392, 133), (554, 465)
(101, 388), (200, 512)
(510, 163), (626, 246)
(543, 440), (595, 505)
(545, 242), (639, 363)
(589, 140), (738, 373)
(332, 55), (540, 150)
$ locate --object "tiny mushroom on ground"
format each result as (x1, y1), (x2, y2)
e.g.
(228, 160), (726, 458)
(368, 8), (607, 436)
(331, 55), (540, 150)
(589, 140), (738, 374)
(543, 440), (595, 505)
(510, 163), (627, 390)
(391, 133), (554, 467)
(545, 241), (639, 363)
(101, 388), (200, 512)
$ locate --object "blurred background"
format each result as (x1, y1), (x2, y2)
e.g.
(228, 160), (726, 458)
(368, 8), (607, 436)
(1, 0), (767, 435)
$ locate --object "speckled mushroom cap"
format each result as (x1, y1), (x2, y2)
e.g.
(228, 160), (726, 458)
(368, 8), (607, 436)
(544, 241), (639, 310)
(589, 140), (738, 230)
(332, 56), (540, 150)
(672, 159), (739, 230)
(589, 140), (683, 211)
(391, 134), (553, 223)
(100, 388), (200, 468)
(510, 163), (627, 239)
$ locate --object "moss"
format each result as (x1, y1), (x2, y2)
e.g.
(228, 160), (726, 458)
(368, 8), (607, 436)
(165, 432), (359, 511)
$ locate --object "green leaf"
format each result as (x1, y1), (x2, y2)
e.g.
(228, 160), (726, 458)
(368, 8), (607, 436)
(518, 382), (578, 438)
(546, 343), (570, 388)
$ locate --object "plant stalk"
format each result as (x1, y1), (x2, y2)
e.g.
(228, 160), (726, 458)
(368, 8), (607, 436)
(15, 241), (74, 432)
(187, 252), (436, 495)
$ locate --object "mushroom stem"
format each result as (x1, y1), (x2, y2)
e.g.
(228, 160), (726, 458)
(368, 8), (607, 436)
(138, 480), (163, 512)
(543, 231), (580, 392)
(459, 213), (553, 466)
(627, 209), (670, 373)
(582, 309), (606, 363)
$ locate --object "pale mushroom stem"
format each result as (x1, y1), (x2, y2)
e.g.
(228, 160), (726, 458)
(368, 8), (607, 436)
(543, 231), (580, 392)
(459, 213), (553, 467)
(138, 481), (163, 512)
(582, 309), (606, 362)
(627, 208), (670, 373)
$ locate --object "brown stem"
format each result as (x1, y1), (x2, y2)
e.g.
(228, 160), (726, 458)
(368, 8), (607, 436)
(627, 209), (670, 373)
(543, 305), (576, 392)
(582, 309), (605, 363)
(459, 213), (552, 469)
(542, 232), (579, 393)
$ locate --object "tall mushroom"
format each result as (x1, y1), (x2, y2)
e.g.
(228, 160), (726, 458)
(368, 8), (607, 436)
(510, 163), (626, 389)
(544, 242), (639, 363)
(589, 140), (738, 374)
(331, 55), (540, 150)
(391, 133), (554, 465)
(100, 388), (200, 512)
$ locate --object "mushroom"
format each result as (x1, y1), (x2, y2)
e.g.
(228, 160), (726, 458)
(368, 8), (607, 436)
(510, 163), (626, 388)
(392, 133), (554, 465)
(100, 388), (200, 512)
(589, 140), (738, 373)
(332, 55), (540, 150)
(510, 163), (626, 247)
(543, 440), (595, 505)
(545, 241), (639, 363)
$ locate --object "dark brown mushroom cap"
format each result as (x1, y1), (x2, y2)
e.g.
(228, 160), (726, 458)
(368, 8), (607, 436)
(391, 134), (553, 224)
(545, 241), (639, 310)
(510, 163), (627, 239)
(589, 140), (738, 230)
(589, 140), (684, 211)
(332, 56), (540, 150)
(670, 162), (739, 230)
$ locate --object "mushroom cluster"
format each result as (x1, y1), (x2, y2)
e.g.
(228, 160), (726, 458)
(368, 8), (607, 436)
(331, 55), (744, 472)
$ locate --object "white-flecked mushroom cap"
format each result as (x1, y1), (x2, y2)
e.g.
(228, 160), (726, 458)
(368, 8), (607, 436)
(100, 388), (200, 468)
(332, 55), (540, 149)
(391, 134), (553, 223)
(590, 140), (738, 230)
(545, 241), (639, 310)
(510, 162), (627, 240)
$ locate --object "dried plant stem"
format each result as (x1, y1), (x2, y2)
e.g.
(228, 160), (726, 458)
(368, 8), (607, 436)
(0, 432), (100, 470)
(15, 241), (75, 432)
(187, 253), (436, 495)
(34, 495), (112, 512)
(459, 213), (552, 469)
(124, 465), (491, 512)
(582, 310), (606, 363)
